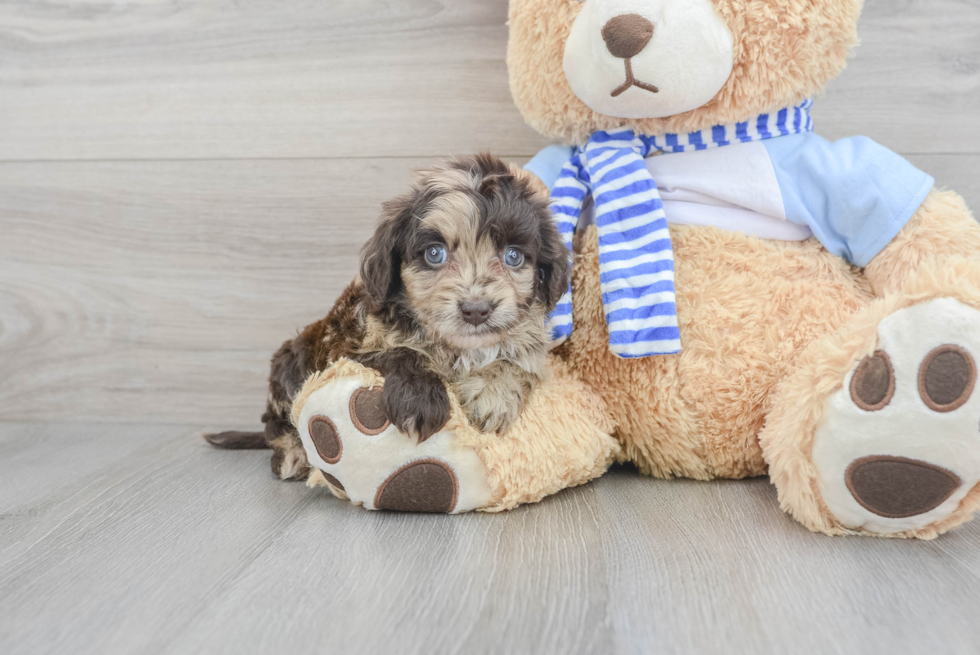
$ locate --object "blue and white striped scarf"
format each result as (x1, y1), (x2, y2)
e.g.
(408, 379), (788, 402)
(548, 99), (814, 358)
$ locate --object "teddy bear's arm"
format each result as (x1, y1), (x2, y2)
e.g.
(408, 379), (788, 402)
(293, 357), (621, 513)
(764, 133), (936, 268)
(862, 188), (980, 296)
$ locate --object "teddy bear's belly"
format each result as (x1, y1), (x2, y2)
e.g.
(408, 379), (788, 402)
(565, 224), (873, 480)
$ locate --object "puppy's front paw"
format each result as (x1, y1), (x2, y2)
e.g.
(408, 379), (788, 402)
(382, 373), (451, 442)
(465, 405), (515, 435)
(457, 373), (529, 435)
(294, 360), (494, 513)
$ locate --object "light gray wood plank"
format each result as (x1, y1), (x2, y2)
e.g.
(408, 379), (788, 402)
(908, 154), (980, 204)
(0, 423), (315, 654)
(1, 0), (978, 653)
(0, 156), (509, 426)
(593, 472), (980, 655)
(0, 422), (210, 565)
(0, 422), (614, 655)
(0, 422), (178, 515)
(1, 0), (978, 161)
(164, 484), (614, 655)
(814, 0), (980, 151)
(1, 424), (979, 655)
(0, 0), (547, 161)
(1, 155), (978, 426)
(0, 158), (419, 425)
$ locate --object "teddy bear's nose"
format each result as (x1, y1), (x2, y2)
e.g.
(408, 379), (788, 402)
(601, 13), (654, 59)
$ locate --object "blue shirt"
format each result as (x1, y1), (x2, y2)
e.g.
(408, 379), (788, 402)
(526, 133), (934, 267)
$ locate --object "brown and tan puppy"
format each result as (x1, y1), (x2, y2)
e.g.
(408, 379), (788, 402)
(206, 154), (570, 479)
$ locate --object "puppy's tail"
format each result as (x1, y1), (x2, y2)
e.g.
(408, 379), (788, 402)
(203, 430), (269, 450)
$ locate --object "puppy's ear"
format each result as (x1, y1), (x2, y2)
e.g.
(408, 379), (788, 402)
(535, 210), (572, 311)
(359, 194), (412, 307)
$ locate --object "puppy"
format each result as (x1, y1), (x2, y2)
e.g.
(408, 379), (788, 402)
(206, 154), (570, 480)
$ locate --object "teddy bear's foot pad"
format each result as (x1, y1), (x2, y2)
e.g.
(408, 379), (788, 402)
(814, 298), (980, 534)
(296, 372), (491, 514)
(374, 459), (458, 513)
(844, 455), (961, 519)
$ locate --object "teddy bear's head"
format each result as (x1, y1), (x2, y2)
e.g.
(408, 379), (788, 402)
(508, 0), (862, 144)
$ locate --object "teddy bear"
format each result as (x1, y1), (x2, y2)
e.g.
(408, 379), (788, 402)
(291, 0), (980, 539)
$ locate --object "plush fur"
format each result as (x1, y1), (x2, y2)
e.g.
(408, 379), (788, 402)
(508, 0), (862, 144)
(555, 186), (980, 539)
(500, 0), (980, 538)
(864, 190), (980, 295)
(761, 257), (980, 539)
(564, 222), (872, 480)
(299, 356), (621, 512)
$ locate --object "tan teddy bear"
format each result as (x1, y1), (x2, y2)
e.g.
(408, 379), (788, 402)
(293, 0), (980, 539)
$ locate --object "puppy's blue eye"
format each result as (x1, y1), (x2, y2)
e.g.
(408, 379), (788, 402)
(504, 247), (524, 267)
(425, 245), (447, 265)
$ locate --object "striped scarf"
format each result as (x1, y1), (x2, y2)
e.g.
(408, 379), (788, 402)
(548, 100), (814, 358)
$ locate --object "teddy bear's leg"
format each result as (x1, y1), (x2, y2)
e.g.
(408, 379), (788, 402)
(762, 259), (980, 538)
(293, 360), (491, 513)
(864, 189), (980, 296)
(292, 357), (620, 513)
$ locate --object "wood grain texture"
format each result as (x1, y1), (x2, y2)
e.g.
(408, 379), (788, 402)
(1, 155), (978, 425)
(0, 0), (978, 160)
(813, 0), (980, 150)
(0, 0), (542, 160)
(0, 158), (416, 425)
(1, 424), (979, 655)
(2, 0), (980, 653)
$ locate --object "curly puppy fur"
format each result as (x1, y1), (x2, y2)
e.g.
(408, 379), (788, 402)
(206, 154), (569, 480)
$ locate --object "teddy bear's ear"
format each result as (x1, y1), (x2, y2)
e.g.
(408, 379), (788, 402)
(508, 0), (587, 141)
(507, 163), (549, 199)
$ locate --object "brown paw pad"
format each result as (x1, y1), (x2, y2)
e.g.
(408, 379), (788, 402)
(850, 350), (895, 411)
(845, 455), (961, 518)
(375, 459), (459, 513)
(309, 416), (342, 464)
(918, 344), (976, 413)
(350, 387), (389, 435)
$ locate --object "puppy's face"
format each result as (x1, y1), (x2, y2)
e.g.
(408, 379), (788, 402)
(401, 181), (539, 350)
(360, 155), (570, 350)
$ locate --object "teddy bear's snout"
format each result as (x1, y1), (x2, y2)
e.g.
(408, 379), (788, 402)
(601, 13), (654, 60)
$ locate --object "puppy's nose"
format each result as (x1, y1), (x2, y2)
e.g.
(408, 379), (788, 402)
(601, 14), (654, 59)
(460, 300), (492, 326)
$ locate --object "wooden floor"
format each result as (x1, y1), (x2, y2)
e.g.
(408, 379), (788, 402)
(2, 1), (980, 653)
